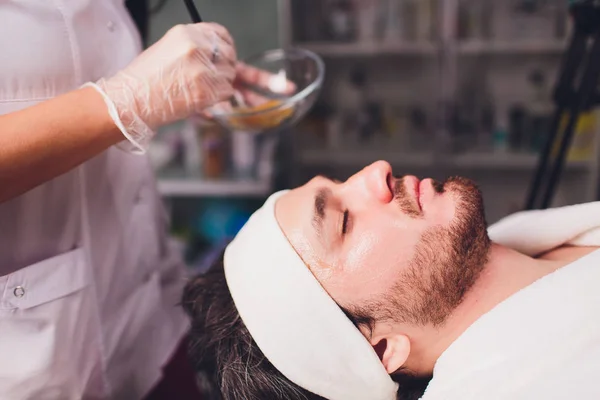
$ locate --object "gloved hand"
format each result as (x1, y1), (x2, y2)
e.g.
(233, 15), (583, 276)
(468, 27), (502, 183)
(86, 22), (237, 153)
(206, 62), (298, 116)
(233, 62), (297, 107)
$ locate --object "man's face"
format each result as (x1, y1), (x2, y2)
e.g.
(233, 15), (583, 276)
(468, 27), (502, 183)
(276, 161), (490, 327)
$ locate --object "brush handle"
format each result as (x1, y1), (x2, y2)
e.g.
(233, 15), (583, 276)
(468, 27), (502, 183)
(183, 0), (202, 23)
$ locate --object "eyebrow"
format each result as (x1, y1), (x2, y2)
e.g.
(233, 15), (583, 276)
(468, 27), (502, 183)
(312, 187), (330, 239)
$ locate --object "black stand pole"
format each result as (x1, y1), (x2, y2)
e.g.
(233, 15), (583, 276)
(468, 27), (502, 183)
(524, 1), (600, 210)
(541, 32), (600, 209)
(524, 29), (587, 210)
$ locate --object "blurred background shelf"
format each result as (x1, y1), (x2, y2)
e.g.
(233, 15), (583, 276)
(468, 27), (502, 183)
(155, 164), (271, 197)
(299, 40), (567, 58)
(300, 41), (436, 57)
(443, 152), (590, 169)
(144, 0), (600, 260)
(157, 177), (271, 197)
(459, 40), (567, 55)
(284, 0), (599, 224)
(299, 150), (435, 167)
(299, 150), (592, 170)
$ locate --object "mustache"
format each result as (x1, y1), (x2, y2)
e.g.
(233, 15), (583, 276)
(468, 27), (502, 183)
(392, 177), (420, 217)
(392, 176), (446, 218)
(432, 179), (445, 194)
(392, 176), (445, 198)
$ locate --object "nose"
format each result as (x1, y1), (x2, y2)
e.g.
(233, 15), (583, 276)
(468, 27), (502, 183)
(343, 160), (393, 204)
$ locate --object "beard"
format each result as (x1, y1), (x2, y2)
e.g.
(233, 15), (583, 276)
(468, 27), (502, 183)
(373, 176), (491, 327)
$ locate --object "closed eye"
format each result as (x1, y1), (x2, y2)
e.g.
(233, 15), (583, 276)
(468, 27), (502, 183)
(342, 210), (350, 236)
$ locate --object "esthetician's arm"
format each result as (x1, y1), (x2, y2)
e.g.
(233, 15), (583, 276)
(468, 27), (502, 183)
(0, 88), (124, 202)
(0, 22), (237, 203)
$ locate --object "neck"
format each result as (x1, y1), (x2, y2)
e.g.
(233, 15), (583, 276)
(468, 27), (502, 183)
(405, 243), (565, 375)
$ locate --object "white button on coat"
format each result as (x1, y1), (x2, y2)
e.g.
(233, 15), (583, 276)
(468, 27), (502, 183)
(13, 286), (25, 298)
(0, 1), (189, 399)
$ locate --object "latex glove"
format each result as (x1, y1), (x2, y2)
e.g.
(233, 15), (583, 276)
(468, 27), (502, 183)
(86, 22), (237, 153)
(233, 62), (297, 107)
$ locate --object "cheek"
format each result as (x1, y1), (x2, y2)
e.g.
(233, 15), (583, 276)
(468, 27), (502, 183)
(427, 192), (459, 226)
(286, 228), (332, 282)
(344, 231), (378, 271)
(330, 219), (425, 303)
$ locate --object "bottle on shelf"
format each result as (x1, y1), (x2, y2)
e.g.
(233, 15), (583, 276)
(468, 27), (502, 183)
(297, 102), (336, 149)
(181, 118), (202, 174)
(493, 105), (509, 153)
(479, 101), (495, 152)
(292, 0), (326, 42)
(525, 69), (553, 153)
(402, 0), (418, 41)
(408, 106), (432, 152)
(457, 0), (478, 40)
(195, 119), (227, 178)
(480, 0), (494, 40)
(384, 91), (411, 148)
(416, 0), (434, 42)
(508, 105), (527, 152)
(349, 67), (378, 144)
(381, 0), (404, 43)
(458, 0), (493, 41)
(508, 0), (557, 41)
(333, 66), (365, 148)
(553, 0), (569, 40)
(456, 67), (488, 152)
(327, 111), (344, 150)
(477, 69), (497, 152)
(353, 0), (379, 43)
(326, 0), (357, 42)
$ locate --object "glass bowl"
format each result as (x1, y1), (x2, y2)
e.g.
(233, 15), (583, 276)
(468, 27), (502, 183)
(208, 47), (325, 133)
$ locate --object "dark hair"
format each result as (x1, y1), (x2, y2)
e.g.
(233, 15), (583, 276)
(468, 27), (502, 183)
(181, 253), (431, 400)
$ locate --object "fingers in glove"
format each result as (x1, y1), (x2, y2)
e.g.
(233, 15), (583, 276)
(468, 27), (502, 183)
(235, 88), (271, 108)
(212, 34), (237, 67)
(203, 100), (234, 118)
(234, 62), (296, 94)
(193, 30), (236, 68)
(203, 22), (235, 46)
(193, 75), (235, 113)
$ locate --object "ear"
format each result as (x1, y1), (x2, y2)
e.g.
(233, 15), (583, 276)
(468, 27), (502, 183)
(371, 334), (411, 374)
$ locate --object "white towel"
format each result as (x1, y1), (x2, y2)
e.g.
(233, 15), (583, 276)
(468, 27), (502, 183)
(487, 201), (600, 255)
(420, 201), (600, 400)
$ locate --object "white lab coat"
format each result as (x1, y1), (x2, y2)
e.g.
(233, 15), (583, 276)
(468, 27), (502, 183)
(0, 1), (189, 399)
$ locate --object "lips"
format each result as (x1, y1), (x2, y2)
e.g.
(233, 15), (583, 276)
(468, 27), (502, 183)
(389, 175), (423, 214)
(413, 178), (422, 210)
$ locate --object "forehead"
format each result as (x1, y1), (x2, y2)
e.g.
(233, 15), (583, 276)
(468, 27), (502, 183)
(275, 180), (313, 239)
(275, 178), (324, 267)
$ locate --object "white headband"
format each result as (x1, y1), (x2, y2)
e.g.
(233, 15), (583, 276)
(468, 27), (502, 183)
(224, 190), (398, 400)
